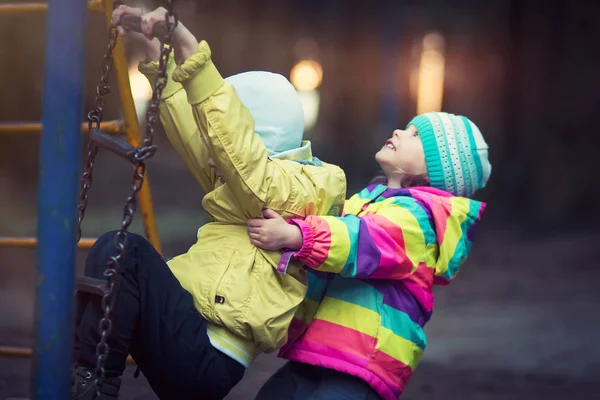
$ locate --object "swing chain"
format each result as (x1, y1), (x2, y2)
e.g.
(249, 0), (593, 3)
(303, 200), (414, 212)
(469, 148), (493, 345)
(76, 144), (98, 241)
(77, 0), (124, 241)
(140, 1), (179, 156)
(92, 1), (178, 396)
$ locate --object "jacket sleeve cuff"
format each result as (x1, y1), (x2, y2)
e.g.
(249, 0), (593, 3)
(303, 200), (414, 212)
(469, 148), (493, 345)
(172, 40), (224, 105)
(288, 219), (314, 260)
(138, 54), (182, 100)
(275, 219), (314, 275)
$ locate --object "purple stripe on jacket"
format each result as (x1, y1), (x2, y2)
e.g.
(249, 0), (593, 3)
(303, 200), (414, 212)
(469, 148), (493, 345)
(372, 281), (428, 327)
(353, 218), (383, 277)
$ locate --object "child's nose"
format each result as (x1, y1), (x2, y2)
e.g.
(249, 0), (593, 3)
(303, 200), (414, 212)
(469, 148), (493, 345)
(393, 129), (403, 138)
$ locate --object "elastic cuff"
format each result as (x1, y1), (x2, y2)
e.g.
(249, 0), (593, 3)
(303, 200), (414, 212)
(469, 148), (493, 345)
(288, 219), (314, 260)
(275, 219), (314, 275)
(172, 40), (224, 104)
(138, 54), (183, 100)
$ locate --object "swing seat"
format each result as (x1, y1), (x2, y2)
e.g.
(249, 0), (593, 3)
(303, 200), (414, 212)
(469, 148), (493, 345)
(76, 275), (107, 296)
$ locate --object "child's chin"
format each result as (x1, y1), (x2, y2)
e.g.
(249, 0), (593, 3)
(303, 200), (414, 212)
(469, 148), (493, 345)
(375, 150), (388, 164)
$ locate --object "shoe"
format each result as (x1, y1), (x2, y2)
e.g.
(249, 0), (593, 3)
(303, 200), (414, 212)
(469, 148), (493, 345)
(72, 365), (120, 399)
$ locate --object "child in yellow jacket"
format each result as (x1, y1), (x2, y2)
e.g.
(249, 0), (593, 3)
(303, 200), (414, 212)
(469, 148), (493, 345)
(71, 6), (346, 400)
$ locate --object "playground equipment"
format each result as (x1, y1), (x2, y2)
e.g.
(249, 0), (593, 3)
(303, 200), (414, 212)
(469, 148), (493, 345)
(0, 0), (177, 397)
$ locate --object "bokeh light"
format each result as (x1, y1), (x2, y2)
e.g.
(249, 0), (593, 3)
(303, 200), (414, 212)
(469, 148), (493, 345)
(416, 32), (446, 114)
(290, 59), (323, 92)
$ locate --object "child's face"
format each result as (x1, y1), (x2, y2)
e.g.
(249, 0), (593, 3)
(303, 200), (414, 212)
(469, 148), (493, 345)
(375, 124), (428, 179)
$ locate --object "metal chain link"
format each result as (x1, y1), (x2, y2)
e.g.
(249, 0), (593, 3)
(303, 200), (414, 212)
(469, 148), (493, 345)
(88, 2), (178, 397)
(76, 0), (124, 241)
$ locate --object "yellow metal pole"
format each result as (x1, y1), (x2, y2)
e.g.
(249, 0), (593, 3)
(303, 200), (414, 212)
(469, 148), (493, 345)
(0, 237), (97, 249)
(0, 345), (31, 357)
(100, 0), (162, 254)
(0, 3), (47, 14)
(0, 345), (135, 364)
(0, 1), (103, 15)
(0, 120), (125, 135)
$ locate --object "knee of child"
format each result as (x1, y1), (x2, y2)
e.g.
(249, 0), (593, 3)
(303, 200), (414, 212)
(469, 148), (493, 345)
(84, 230), (146, 277)
(87, 230), (119, 257)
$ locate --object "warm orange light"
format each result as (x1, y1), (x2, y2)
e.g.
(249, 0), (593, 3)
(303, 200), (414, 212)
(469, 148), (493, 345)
(297, 90), (321, 131)
(128, 62), (153, 123)
(416, 32), (446, 114)
(290, 60), (323, 92)
(128, 66), (153, 102)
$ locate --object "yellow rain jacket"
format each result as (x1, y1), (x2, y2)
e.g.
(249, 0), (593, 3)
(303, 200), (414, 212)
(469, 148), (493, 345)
(139, 41), (346, 367)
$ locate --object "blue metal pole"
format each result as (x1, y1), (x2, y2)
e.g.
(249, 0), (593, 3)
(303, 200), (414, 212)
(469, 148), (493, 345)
(32, 0), (88, 397)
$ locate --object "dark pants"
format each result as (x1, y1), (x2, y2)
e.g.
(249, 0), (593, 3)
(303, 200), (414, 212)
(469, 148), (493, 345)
(255, 361), (382, 400)
(74, 231), (244, 400)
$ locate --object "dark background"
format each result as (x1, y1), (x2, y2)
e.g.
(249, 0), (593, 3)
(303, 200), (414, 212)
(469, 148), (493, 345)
(1, 0), (599, 399)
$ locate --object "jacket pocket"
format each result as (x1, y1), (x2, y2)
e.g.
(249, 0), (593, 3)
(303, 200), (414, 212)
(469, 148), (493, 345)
(172, 241), (235, 321)
(212, 246), (254, 338)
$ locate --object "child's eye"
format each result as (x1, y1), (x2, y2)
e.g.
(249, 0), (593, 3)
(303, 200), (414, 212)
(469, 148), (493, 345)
(413, 131), (420, 137)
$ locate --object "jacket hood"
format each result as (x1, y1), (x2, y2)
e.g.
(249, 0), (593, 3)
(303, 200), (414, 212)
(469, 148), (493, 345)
(225, 71), (305, 157)
(407, 186), (486, 285)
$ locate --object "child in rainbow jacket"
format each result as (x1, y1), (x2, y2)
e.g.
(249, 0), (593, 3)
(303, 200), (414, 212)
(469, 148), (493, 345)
(247, 111), (492, 400)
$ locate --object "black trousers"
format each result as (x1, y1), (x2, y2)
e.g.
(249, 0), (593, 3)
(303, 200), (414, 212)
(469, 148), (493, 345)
(74, 231), (244, 400)
(255, 361), (382, 400)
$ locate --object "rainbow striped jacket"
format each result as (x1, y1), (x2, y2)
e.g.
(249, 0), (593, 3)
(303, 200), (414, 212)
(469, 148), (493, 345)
(277, 184), (486, 399)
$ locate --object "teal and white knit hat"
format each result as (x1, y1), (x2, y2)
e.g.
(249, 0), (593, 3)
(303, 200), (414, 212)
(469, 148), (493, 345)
(407, 112), (492, 197)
